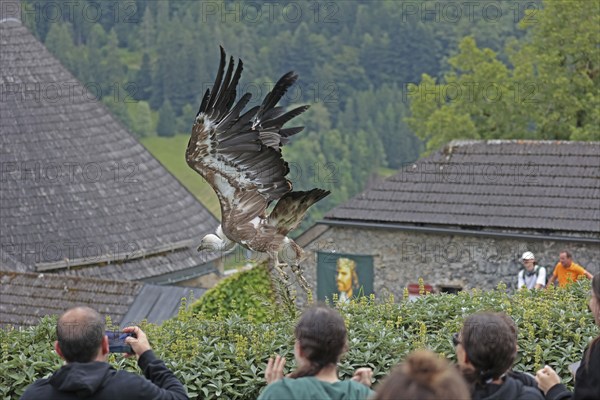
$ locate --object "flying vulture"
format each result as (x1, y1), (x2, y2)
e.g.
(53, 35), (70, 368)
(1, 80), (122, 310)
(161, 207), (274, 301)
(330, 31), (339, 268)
(186, 47), (330, 292)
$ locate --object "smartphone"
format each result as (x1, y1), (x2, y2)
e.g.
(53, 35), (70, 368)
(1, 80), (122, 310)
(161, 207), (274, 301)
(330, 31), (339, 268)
(106, 330), (135, 353)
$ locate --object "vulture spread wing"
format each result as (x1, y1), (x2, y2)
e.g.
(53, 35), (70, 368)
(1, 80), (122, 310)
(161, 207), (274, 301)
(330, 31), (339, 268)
(185, 47), (309, 245)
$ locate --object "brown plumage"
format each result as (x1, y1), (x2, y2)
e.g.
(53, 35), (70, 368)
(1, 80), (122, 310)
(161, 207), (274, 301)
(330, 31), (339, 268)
(185, 47), (330, 292)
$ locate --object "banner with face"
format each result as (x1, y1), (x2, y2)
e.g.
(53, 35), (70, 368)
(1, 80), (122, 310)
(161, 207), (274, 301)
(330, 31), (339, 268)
(316, 252), (374, 302)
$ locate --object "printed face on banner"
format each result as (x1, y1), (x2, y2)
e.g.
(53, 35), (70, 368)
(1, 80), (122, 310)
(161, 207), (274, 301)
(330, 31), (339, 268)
(317, 253), (373, 302)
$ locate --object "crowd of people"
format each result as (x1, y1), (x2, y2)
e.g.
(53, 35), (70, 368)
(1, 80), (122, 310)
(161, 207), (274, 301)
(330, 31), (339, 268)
(20, 264), (598, 400)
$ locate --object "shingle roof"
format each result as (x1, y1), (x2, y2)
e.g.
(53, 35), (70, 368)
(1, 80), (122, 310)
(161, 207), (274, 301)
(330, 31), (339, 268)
(0, 270), (142, 327)
(0, 19), (220, 279)
(0, 270), (204, 328)
(326, 140), (600, 234)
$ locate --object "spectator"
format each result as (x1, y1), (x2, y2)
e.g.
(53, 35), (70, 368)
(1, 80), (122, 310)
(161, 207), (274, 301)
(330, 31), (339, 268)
(547, 251), (593, 288)
(259, 305), (373, 400)
(518, 251), (547, 290)
(454, 312), (544, 400)
(20, 306), (188, 400)
(535, 273), (600, 399)
(372, 349), (470, 400)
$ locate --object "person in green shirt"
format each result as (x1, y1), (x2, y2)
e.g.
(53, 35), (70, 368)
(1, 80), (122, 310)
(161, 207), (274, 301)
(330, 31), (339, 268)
(259, 305), (374, 400)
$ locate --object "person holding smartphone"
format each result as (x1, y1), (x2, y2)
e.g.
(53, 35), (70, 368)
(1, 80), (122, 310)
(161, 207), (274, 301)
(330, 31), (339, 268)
(20, 306), (188, 400)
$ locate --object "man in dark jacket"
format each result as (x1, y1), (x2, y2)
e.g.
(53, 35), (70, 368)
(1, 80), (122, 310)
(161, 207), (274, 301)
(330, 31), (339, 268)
(20, 306), (188, 400)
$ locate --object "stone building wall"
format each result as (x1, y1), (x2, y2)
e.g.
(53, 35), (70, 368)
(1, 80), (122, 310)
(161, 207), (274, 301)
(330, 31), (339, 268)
(297, 226), (600, 302)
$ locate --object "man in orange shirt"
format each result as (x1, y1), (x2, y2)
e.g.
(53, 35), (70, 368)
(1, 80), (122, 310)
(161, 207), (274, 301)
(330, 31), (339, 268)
(547, 250), (593, 287)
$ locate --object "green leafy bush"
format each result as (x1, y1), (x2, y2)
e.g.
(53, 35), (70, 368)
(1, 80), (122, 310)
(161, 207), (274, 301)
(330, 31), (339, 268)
(191, 263), (277, 323)
(1, 281), (597, 399)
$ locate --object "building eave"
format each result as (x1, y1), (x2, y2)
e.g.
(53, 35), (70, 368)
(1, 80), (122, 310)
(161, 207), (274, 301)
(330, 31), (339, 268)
(318, 219), (600, 244)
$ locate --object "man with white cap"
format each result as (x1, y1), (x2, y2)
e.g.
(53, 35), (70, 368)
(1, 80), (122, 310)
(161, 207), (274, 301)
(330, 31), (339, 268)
(517, 251), (546, 289)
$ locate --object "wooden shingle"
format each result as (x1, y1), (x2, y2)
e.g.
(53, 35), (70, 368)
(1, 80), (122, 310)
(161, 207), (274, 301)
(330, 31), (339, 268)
(0, 270), (143, 327)
(0, 270), (204, 328)
(0, 19), (219, 280)
(327, 140), (600, 235)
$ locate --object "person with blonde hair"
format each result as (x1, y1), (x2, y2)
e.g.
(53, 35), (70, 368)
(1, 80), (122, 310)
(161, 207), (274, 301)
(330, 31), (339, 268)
(337, 257), (360, 302)
(372, 349), (470, 400)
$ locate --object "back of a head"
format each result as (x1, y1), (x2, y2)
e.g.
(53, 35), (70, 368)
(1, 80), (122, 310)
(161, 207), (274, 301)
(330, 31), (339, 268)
(289, 305), (347, 379)
(496, 312), (518, 341)
(56, 306), (105, 363)
(373, 350), (470, 400)
(461, 312), (516, 385)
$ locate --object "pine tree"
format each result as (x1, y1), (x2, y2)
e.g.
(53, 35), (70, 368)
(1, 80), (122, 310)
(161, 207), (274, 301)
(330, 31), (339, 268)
(131, 101), (154, 137)
(44, 22), (79, 76)
(134, 53), (153, 101)
(157, 101), (176, 137)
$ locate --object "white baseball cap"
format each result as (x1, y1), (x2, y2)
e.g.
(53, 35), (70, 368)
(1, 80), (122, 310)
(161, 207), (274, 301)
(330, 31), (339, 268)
(521, 251), (535, 260)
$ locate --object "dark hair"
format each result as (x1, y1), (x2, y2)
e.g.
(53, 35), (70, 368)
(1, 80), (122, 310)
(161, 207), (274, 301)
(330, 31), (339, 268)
(592, 273), (600, 316)
(584, 273), (600, 370)
(560, 250), (572, 259)
(460, 312), (516, 386)
(56, 307), (105, 363)
(373, 350), (471, 400)
(496, 312), (518, 341)
(288, 305), (348, 379)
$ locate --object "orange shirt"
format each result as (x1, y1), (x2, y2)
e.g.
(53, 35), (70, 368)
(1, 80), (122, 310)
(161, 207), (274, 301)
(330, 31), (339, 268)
(552, 262), (588, 287)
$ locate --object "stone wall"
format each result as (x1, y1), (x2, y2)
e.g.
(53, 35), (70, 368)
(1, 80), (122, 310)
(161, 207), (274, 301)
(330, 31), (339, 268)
(296, 226), (600, 302)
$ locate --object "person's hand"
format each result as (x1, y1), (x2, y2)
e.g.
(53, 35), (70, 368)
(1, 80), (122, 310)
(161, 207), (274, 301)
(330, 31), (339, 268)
(123, 326), (151, 360)
(265, 355), (286, 385)
(535, 365), (561, 394)
(351, 367), (373, 387)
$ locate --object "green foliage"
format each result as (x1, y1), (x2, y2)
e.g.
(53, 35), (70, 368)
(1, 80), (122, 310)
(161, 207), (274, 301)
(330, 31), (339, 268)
(129, 101), (154, 137)
(408, 0), (600, 152)
(157, 101), (176, 137)
(191, 264), (276, 324)
(27, 0), (533, 227)
(2, 280), (597, 399)
(134, 53), (153, 101)
(512, 0), (600, 141)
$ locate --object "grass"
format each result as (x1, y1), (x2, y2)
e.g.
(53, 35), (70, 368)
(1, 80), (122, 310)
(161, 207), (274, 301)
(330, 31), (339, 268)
(140, 134), (262, 271)
(378, 166), (398, 178)
(140, 134), (221, 218)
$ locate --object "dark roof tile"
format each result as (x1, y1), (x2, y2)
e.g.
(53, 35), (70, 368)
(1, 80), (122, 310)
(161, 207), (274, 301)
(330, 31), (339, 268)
(327, 140), (600, 234)
(0, 270), (205, 328)
(0, 20), (219, 279)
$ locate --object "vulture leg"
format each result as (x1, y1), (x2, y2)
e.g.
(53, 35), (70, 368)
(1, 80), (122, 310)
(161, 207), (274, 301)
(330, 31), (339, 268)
(268, 249), (289, 284)
(287, 240), (310, 294)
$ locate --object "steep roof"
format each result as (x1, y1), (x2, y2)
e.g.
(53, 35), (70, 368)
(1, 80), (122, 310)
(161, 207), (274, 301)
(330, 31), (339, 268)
(0, 270), (203, 328)
(326, 140), (600, 235)
(0, 19), (220, 280)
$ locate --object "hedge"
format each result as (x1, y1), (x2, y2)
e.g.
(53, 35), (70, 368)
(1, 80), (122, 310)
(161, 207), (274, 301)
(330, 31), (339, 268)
(191, 264), (277, 324)
(1, 279), (597, 399)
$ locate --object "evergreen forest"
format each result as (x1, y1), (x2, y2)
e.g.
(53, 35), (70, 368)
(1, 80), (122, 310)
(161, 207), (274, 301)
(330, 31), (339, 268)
(22, 0), (599, 226)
